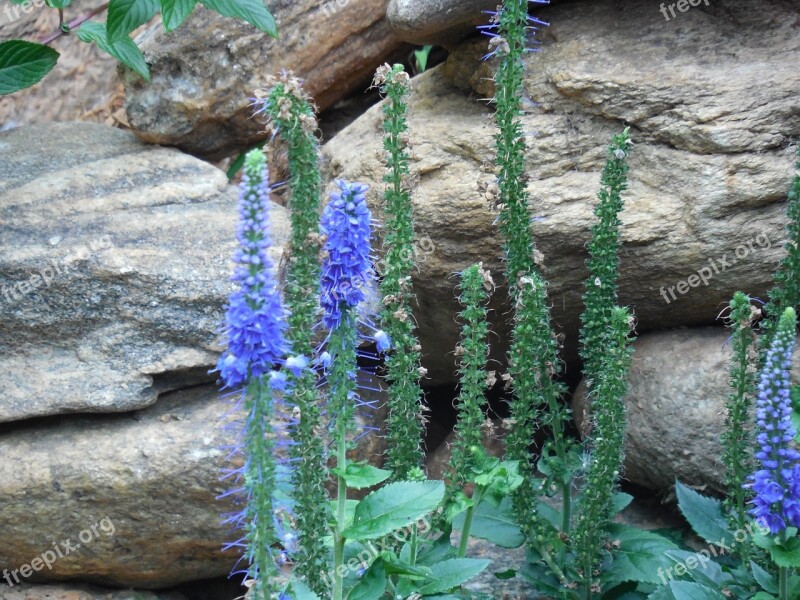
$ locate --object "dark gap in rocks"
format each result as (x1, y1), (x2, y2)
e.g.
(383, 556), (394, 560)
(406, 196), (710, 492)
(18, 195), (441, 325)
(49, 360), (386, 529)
(168, 575), (246, 600)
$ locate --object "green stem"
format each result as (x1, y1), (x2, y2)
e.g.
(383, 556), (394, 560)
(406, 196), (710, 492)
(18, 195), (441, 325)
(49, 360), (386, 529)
(409, 523), (418, 565)
(333, 399), (348, 600)
(458, 489), (481, 558)
(780, 565), (788, 600)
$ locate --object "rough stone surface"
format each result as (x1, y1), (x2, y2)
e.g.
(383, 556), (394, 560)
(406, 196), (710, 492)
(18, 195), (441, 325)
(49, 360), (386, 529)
(0, 122), (271, 423)
(0, 583), (186, 600)
(386, 0), (496, 46)
(323, 0), (800, 384)
(0, 376), (386, 587)
(572, 327), (800, 495)
(123, 0), (405, 159)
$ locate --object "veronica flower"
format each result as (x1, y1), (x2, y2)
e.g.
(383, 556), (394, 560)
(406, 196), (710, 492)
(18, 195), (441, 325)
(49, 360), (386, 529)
(748, 307), (800, 534)
(215, 149), (292, 599)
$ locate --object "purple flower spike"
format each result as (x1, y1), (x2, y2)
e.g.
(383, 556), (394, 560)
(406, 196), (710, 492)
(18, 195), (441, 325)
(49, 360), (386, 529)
(747, 307), (800, 534)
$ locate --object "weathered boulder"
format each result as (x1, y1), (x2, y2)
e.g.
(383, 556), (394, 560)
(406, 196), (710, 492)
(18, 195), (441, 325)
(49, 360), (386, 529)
(323, 0), (800, 384)
(123, 0), (405, 159)
(572, 327), (800, 495)
(0, 376), (386, 587)
(0, 583), (186, 600)
(386, 0), (496, 46)
(0, 122), (266, 423)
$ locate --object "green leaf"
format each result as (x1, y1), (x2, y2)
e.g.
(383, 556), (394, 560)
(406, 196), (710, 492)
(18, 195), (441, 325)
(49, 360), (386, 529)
(613, 492), (635, 515)
(347, 558), (387, 600)
(332, 462), (391, 490)
(0, 40), (59, 95)
(668, 581), (727, 600)
(160, 0), (197, 31)
(452, 496), (524, 548)
(77, 21), (150, 81)
(751, 560), (778, 594)
(767, 536), (800, 568)
(417, 558), (491, 595)
(674, 481), (733, 546)
(751, 593), (777, 600)
(287, 579), (320, 600)
(106, 0), (158, 42)
(606, 524), (679, 585)
(342, 480), (444, 541)
(44, 0), (71, 9)
(200, 0), (277, 37)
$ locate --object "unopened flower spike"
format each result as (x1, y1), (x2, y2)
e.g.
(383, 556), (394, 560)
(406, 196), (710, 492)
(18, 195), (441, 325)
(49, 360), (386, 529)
(215, 148), (291, 600)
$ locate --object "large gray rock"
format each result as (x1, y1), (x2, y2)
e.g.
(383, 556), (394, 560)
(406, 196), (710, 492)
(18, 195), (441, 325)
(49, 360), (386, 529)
(0, 122), (273, 423)
(123, 0), (405, 159)
(0, 376), (387, 588)
(386, 0), (496, 46)
(573, 327), (800, 495)
(0, 583), (186, 600)
(323, 0), (800, 383)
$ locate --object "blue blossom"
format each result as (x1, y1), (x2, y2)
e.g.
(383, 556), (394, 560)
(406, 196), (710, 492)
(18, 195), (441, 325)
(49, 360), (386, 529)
(216, 152), (289, 390)
(747, 307), (800, 534)
(374, 330), (391, 353)
(319, 179), (372, 330)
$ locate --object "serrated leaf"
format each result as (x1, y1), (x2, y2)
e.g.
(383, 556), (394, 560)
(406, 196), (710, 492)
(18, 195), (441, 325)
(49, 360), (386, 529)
(342, 481), (444, 541)
(159, 0), (197, 31)
(332, 462), (391, 490)
(106, 0), (158, 41)
(751, 560), (778, 594)
(347, 558), (387, 600)
(287, 579), (320, 600)
(606, 523), (679, 585)
(674, 481), (733, 546)
(452, 496), (524, 548)
(768, 536), (800, 568)
(668, 581), (727, 600)
(77, 21), (150, 81)
(200, 0), (276, 36)
(0, 40), (59, 95)
(417, 558), (491, 595)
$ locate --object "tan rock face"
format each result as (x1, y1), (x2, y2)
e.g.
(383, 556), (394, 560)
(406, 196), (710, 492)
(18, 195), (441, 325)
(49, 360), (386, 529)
(0, 377), (386, 588)
(323, 0), (800, 384)
(123, 0), (405, 159)
(572, 327), (800, 496)
(0, 122), (275, 422)
(386, 0), (497, 46)
(0, 583), (186, 599)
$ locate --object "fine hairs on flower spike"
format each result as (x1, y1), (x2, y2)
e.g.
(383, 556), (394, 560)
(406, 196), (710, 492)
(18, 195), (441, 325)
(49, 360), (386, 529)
(215, 149), (297, 600)
(747, 306), (800, 534)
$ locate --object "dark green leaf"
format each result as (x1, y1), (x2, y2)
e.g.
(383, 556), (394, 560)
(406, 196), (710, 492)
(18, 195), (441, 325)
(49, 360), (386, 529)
(0, 40), (58, 95)
(44, 0), (71, 9)
(494, 569), (516, 580)
(417, 558), (491, 595)
(751, 560), (778, 594)
(160, 0), (197, 31)
(606, 524), (679, 585)
(767, 536), (800, 568)
(613, 492), (635, 515)
(452, 496), (524, 548)
(674, 481), (733, 546)
(107, 0), (158, 41)
(347, 558), (387, 600)
(668, 581), (727, 600)
(200, 0), (276, 36)
(342, 480), (444, 541)
(751, 593), (777, 600)
(332, 462), (391, 490)
(77, 21), (150, 81)
(287, 579), (320, 600)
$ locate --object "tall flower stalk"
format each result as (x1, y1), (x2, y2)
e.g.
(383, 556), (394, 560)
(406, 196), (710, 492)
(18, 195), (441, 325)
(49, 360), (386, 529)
(722, 292), (758, 551)
(448, 264), (493, 501)
(748, 307), (799, 599)
(375, 63), (425, 478)
(483, 0), (566, 553)
(253, 74), (329, 593)
(579, 129), (632, 390)
(318, 180), (374, 600)
(216, 149), (290, 599)
(574, 307), (633, 597)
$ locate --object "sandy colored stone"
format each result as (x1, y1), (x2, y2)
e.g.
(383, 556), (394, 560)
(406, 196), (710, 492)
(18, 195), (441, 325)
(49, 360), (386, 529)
(123, 0), (405, 159)
(0, 583), (185, 600)
(386, 0), (497, 46)
(323, 0), (800, 383)
(572, 327), (800, 495)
